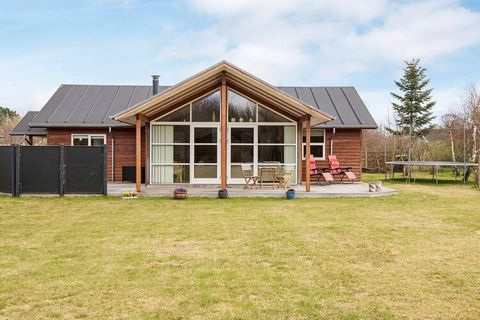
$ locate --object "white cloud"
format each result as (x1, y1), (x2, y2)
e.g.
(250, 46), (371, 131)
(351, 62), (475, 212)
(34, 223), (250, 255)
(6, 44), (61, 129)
(341, 0), (480, 63)
(162, 0), (480, 85)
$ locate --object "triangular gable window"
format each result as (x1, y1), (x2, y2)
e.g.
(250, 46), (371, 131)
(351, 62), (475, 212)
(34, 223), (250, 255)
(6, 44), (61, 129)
(258, 105), (292, 122)
(158, 105), (190, 122)
(192, 90), (220, 122)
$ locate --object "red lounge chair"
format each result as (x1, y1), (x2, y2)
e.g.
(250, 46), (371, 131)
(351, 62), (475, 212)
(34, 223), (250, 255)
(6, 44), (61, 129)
(309, 155), (334, 185)
(328, 155), (357, 183)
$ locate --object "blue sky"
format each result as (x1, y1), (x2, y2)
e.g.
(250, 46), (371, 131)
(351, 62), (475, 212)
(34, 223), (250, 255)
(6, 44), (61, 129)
(1, 0), (480, 124)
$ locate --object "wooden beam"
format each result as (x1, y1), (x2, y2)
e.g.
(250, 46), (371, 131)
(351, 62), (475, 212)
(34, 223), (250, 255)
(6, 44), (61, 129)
(298, 114), (310, 124)
(305, 116), (311, 192)
(297, 122), (303, 185)
(138, 113), (149, 123)
(25, 135), (33, 145)
(147, 83), (221, 122)
(143, 75), (222, 116)
(135, 115), (142, 192)
(228, 82), (300, 121)
(145, 122), (150, 186)
(220, 74), (227, 188)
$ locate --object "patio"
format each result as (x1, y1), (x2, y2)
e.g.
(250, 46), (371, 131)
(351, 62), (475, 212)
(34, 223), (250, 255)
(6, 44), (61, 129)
(108, 182), (396, 198)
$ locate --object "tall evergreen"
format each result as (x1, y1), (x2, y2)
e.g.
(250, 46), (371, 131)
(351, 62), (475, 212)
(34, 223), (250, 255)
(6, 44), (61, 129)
(388, 59), (436, 137)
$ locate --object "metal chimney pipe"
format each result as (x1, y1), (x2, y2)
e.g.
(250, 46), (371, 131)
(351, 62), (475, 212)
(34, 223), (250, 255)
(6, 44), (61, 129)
(151, 75), (160, 96)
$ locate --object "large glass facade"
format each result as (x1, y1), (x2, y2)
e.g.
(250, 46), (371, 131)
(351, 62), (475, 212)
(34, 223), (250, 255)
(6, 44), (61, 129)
(228, 90), (256, 122)
(192, 91), (220, 122)
(151, 88), (297, 184)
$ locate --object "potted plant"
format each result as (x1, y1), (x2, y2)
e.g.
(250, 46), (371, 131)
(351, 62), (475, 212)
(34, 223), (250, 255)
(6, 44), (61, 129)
(218, 188), (228, 199)
(173, 188), (187, 200)
(122, 191), (138, 200)
(285, 188), (295, 200)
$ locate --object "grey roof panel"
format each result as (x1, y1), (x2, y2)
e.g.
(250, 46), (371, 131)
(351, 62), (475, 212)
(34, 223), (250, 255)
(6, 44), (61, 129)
(48, 85), (89, 123)
(278, 86), (298, 98)
(65, 86), (103, 124)
(128, 86), (152, 107)
(326, 87), (359, 126)
(33, 85), (73, 124)
(101, 86), (136, 124)
(84, 86), (120, 124)
(10, 111), (47, 136)
(29, 84), (376, 129)
(342, 87), (377, 126)
(293, 87), (318, 108)
(310, 87), (343, 126)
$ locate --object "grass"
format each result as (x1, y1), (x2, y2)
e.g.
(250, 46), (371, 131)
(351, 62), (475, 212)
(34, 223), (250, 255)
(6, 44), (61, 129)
(0, 177), (479, 319)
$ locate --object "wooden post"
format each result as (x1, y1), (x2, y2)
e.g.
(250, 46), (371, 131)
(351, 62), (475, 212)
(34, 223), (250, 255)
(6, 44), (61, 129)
(145, 123), (150, 186)
(297, 122), (303, 185)
(220, 75), (227, 188)
(25, 135), (33, 145)
(135, 115), (142, 192)
(305, 116), (311, 192)
(59, 144), (65, 196)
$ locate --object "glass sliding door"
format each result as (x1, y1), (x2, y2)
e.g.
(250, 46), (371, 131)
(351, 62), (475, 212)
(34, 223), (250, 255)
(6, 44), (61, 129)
(192, 125), (220, 183)
(257, 125), (297, 184)
(228, 126), (256, 183)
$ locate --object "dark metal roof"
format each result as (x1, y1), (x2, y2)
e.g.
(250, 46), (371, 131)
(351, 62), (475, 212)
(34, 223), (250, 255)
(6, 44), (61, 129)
(10, 111), (47, 136)
(278, 86), (377, 128)
(30, 84), (376, 129)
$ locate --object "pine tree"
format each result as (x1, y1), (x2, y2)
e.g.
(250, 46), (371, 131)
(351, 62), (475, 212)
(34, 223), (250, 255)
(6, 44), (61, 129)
(388, 59), (436, 137)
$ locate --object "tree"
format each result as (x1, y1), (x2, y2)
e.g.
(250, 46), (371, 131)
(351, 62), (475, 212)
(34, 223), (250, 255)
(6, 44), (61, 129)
(0, 106), (19, 125)
(462, 86), (480, 162)
(0, 106), (21, 145)
(388, 59), (436, 137)
(461, 86), (480, 186)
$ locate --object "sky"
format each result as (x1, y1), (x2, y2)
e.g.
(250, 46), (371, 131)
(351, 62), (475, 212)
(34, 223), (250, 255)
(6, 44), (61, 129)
(1, 0), (480, 125)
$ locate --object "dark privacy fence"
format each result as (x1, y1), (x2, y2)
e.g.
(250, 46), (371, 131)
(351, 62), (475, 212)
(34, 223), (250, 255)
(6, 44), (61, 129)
(0, 145), (107, 196)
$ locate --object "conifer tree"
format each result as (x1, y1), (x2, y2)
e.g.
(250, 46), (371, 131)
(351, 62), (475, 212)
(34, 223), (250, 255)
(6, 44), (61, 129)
(388, 59), (436, 137)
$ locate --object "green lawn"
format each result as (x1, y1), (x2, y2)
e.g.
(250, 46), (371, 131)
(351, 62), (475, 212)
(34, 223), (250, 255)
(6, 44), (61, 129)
(1, 178), (479, 319)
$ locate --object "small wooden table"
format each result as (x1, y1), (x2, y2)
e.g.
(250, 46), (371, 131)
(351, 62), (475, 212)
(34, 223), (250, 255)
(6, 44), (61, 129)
(259, 166), (279, 189)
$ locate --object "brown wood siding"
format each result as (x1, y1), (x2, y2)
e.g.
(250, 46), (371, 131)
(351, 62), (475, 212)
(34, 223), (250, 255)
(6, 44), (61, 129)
(47, 127), (363, 183)
(47, 127), (145, 182)
(301, 128), (363, 181)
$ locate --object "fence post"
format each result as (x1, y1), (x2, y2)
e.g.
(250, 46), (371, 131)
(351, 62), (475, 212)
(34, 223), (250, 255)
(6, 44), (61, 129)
(11, 145), (16, 197)
(103, 144), (107, 196)
(14, 144), (21, 197)
(59, 144), (65, 196)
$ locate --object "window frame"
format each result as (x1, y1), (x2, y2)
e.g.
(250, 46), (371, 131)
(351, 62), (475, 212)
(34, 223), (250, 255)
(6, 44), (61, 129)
(302, 129), (325, 160)
(151, 88), (298, 184)
(71, 134), (106, 146)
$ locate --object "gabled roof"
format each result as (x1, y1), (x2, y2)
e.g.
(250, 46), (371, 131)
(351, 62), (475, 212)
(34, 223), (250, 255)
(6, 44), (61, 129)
(10, 111), (47, 136)
(113, 61), (334, 126)
(29, 61), (377, 129)
(30, 85), (169, 128)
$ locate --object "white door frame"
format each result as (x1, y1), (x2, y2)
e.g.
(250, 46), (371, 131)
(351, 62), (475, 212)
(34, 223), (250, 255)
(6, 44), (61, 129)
(191, 123), (221, 184)
(227, 123), (257, 184)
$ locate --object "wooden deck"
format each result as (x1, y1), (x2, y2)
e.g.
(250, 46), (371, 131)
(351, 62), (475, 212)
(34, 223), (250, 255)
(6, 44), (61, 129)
(108, 182), (396, 198)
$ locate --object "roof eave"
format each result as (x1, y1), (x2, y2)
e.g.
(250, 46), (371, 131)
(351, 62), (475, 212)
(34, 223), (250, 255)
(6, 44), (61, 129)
(28, 122), (132, 128)
(113, 61), (334, 125)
